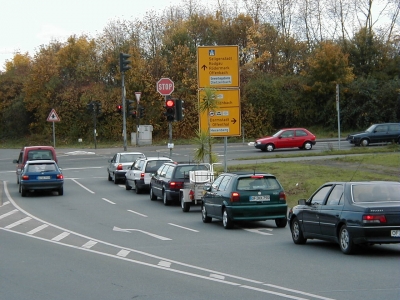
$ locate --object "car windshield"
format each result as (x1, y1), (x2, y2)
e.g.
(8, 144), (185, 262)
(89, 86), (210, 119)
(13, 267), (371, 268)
(237, 177), (280, 191)
(27, 163), (56, 172)
(365, 125), (376, 132)
(352, 183), (400, 202)
(272, 130), (284, 137)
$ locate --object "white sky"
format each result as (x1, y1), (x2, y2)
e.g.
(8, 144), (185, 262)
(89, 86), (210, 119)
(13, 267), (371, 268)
(0, 0), (211, 71)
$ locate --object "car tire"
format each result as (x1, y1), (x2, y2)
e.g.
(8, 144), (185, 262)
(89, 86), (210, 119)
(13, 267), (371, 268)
(360, 138), (369, 147)
(339, 224), (355, 254)
(275, 217), (287, 228)
(113, 174), (119, 184)
(108, 172), (112, 181)
(125, 180), (132, 190)
(180, 192), (190, 212)
(201, 204), (211, 223)
(303, 141), (313, 150)
(222, 208), (233, 229)
(135, 181), (141, 194)
(21, 187), (27, 197)
(265, 144), (274, 152)
(163, 190), (170, 206)
(18, 183), (21, 193)
(291, 217), (307, 244)
(150, 186), (157, 200)
(58, 187), (64, 196)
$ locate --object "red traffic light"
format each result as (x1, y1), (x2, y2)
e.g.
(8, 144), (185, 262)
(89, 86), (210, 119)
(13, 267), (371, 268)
(166, 99), (175, 108)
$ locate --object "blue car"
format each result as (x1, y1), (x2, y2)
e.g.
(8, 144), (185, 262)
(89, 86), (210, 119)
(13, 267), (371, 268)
(19, 160), (64, 197)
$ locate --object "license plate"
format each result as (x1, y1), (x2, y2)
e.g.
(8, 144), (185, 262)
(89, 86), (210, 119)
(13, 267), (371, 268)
(391, 230), (400, 237)
(37, 176), (51, 180)
(249, 195), (270, 201)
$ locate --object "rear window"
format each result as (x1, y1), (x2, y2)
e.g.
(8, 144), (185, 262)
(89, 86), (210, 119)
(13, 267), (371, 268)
(237, 176), (281, 191)
(120, 153), (145, 163)
(27, 150), (54, 160)
(145, 160), (171, 173)
(27, 163), (57, 172)
(174, 165), (208, 179)
(352, 183), (400, 202)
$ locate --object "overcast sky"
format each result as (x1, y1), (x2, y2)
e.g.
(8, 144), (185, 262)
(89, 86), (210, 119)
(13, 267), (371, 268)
(0, 0), (212, 70)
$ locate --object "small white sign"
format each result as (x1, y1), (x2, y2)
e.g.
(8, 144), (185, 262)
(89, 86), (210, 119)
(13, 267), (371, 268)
(135, 92), (141, 103)
(167, 143), (174, 149)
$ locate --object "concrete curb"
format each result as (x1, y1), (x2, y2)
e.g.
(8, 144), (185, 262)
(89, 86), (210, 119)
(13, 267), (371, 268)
(0, 181), (3, 206)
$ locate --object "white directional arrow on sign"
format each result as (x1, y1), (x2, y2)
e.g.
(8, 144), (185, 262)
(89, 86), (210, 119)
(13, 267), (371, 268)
(113, 226), (171, 240)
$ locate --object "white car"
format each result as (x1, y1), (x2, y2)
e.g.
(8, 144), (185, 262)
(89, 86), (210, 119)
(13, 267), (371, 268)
(125, 157), (173, 193)
(107, 152), (146, 184)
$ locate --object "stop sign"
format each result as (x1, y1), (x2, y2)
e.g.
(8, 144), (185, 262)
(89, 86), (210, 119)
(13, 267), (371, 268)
(157, 78), (174, 96)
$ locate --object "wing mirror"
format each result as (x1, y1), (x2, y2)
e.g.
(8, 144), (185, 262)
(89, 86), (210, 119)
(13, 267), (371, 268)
(298, 199), (307, 205)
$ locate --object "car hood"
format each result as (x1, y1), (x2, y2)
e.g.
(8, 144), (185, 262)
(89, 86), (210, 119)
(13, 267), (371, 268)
(256, 136), (273, 142)
(347, 131), (366, 137)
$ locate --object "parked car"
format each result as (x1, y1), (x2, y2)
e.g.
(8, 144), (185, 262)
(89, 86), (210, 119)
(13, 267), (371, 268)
(288, 181), (400, 254)
(19, 160), (64, 197)
(107, 152), (145, 184)
(346, 123), (400, 146)
(254, 128), (316, 152)
(13, 145), (58, 184)
(201, 172), (288, 229)
(149, 162), (209, 205)
(125, 157), (173, 194)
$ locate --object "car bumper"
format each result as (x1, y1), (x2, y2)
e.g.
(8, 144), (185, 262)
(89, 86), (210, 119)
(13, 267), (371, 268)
(114, 171), (127, 180)
(166, 189), (180, 201)
(21, 181), (63, 191)
(254, 143), (264, 150)
(349, 226), (400, 245)
(226, 204), (288, 221)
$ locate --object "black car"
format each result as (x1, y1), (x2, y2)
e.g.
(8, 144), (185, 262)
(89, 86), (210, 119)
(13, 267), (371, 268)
(288, 181), (400, 254)
(149, 162), (209, 205)
(346, 123), (400, 146)
(201, 172), (288, 229)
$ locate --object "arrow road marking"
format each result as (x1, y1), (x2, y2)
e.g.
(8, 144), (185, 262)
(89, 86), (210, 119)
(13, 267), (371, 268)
(113, 226), (171, 241)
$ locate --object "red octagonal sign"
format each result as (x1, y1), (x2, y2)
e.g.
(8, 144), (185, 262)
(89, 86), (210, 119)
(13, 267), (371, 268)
(157, 78), (174, 96)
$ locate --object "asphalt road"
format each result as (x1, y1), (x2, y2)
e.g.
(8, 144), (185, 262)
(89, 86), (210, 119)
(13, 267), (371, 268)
(1, 143), (399, 300)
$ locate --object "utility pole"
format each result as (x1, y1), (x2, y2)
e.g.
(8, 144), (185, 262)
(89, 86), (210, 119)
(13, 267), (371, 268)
(120, 53), (131, 151)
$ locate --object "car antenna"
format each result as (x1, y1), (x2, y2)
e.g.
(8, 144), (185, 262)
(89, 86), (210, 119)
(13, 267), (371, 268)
(349, 155), (366, 182)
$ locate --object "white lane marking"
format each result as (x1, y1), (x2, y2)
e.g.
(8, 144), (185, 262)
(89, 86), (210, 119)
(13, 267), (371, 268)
(4, 217), (31, 229)
(70, 178), (95, 194)
(241, 285), (308, 300)
(0, 209), (18, 219)
(264, 284), (335, 300)
(82, 240), (98, 249)
(117, 249), (130, 257)
(102, 198), (115, 204)
(27, 224), (49, 235)
(51, 232), (70, 242)
(158, 261), (171, 268)
(243, 228), (273, 235)
(0, 201), (10, 206)
(210, 274), (225, 280)
(168, 223), (199, 232)
(127, 210), (147, 217)
(113, 226), (171, 241)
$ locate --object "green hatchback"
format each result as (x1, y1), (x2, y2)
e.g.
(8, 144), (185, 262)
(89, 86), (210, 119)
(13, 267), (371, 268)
(201, 172), (288, 229)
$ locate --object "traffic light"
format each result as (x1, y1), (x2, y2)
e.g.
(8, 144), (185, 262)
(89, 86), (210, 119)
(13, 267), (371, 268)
(119, 53), (131, 73)
(96, 102), (102, 115)
(87, 102), (94, 113)
(165, 99), (175, 122)
(127, 100), (136, 118)
(139, 106), (145, 118)
(116, 104), (123, 114)
(175, 99), (184, 121)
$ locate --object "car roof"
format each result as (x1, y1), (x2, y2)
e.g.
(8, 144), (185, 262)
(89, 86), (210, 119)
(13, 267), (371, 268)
(23, 146), (55, 150)
(26, 159), (57, 164)
(280, 128), (310, 131)
(118, 152), (145, 155)
(219, 171), (276, 177)
(142, 157), (172, 161)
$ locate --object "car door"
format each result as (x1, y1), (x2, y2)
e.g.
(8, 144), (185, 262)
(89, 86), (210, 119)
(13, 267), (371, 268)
(302, 185), (332, 236)
(203, 175), (225, 216)
(108, 154), (117, 175)
(132, 159), (145, 181)
(125, 162), (136, 185)
(275, 130), (295, 148)
(212, 175), (232, 217)
(295, 129), (308, 147)
(371, 124), (388, 144)
(318, 184), (344, 237)
(388, 124), (400, 143)
(152, 164), (167, 197)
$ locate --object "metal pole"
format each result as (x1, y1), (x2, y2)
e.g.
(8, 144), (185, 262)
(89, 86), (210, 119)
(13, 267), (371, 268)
(136, 103), (140, 146)
(169, 122), (172, 159)
(224, 136), (227, 172)
(93, 104), (97, 149)
(336, 84), (341, 150)
(122, 73), (127, 151)
(52, 122), (56, 148)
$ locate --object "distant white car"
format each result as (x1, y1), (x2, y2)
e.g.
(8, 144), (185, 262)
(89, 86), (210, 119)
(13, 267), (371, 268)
(125, 156), (173, 193)
(107, 152), (146, 184)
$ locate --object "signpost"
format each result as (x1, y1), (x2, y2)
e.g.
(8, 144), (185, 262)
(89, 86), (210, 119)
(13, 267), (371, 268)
(47, 109), (60, 148)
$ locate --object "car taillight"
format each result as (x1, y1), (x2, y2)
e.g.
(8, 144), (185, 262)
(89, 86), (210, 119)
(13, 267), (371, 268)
(22, 175), (29, 180)
(169, 181), (184, 189)
(117, 164), (123, 170)
(189, 189), (195, 200)
(279, 191), (286, 202)
(57, 174), (63, 179)
(230, 192), (240, 202)
(363, 215), (386, 223)
(140, 173), (144, 179)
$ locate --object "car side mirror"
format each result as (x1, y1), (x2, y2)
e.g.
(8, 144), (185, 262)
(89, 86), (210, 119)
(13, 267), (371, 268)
(298, 199), (307, 205)
(13, 159), (18, 164)
(203, 183), (211, 191)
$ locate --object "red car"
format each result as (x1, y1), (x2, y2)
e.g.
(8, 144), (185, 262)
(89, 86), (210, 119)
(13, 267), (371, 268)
(254, 128), (316, 152)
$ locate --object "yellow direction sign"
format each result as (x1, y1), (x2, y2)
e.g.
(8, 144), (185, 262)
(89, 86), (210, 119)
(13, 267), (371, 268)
(197, 46), (239, 88)
(199, 89), (241, 137)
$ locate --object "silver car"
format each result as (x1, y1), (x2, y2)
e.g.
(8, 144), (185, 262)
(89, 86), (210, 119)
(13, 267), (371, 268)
(125, 157), (173, 193)
(107, 152), (145, 184)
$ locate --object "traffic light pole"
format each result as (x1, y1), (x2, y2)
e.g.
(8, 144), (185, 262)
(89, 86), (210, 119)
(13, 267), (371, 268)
(136, 102), (140, 146)
(169, 121), (172, 158)
(93, 105), (97, 149)
(122, 73), (127, 151)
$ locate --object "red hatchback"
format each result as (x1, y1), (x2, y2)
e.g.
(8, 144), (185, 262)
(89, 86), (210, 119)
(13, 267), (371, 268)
(254, 128), (316, 152)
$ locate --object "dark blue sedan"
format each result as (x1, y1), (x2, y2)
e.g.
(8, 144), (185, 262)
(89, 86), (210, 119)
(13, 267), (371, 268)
(19, 160), (64, 197)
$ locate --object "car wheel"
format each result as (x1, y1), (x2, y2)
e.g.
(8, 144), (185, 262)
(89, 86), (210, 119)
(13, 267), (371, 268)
(291, 217), (307, 244)
(339, 225), (355, 254)
(180, 192), (190, 212)
(113, 174), (119, 184)
(201, 204), (211, 223)
(18, 184), (21, 193)
(163, 190), (170, 206)
(265, 144), (274, 152)
(150, 186), (157, 200)
(125, 180), (132, 190)
(58, 187), (64, 196)
(360, 138), (369, 147)
(21, 187), (27, 197)
(135, 181), (141, 194)
(275, 217), (287, 228)
(222, 208), (233, 229)
(108, 172), (112, 181)
(17, 177), (19, 184)
(303, 142), (313, 150)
